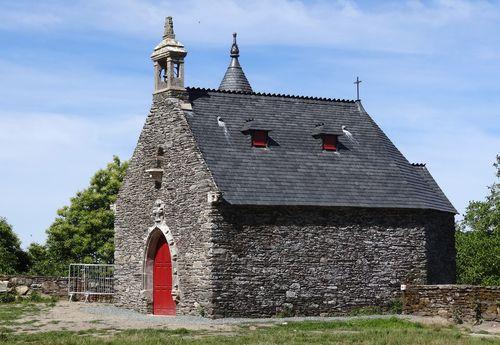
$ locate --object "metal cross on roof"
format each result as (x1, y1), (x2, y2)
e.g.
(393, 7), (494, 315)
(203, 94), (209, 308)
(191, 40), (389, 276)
(354, 76), (362, 101)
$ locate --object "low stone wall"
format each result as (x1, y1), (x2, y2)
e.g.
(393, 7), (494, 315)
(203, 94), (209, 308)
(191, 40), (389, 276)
(403, 285), (500, 323)
(0, 276), (68, 298)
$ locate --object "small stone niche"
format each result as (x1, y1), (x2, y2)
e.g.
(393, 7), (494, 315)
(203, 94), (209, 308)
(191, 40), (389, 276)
(146, 146), (165, 189)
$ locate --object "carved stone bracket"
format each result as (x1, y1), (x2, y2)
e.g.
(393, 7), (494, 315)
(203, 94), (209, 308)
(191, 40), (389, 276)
(146, 168), (164, 183)
(152, 199), (166, 224)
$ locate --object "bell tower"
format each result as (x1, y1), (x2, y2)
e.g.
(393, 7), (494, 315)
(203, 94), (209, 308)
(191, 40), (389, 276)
(151, 16), (187, 98)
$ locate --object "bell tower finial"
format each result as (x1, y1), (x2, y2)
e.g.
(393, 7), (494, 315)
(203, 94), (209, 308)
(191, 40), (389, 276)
(163, 16), (175, 39)
(151, 16), (187, 99)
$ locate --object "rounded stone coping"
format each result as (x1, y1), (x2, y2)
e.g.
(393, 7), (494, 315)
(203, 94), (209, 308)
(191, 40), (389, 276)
(405, 285), (500, 290)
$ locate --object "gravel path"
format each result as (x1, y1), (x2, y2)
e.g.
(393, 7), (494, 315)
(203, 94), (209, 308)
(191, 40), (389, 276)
(82, 303), (393, 325)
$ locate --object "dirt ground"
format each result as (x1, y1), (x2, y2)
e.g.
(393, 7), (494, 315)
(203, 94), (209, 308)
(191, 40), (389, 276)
(16, 301), (232, 333)
(13, 301), (500, 338)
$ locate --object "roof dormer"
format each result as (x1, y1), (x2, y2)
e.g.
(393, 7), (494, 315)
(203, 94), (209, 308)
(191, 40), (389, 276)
(241, 119), (272, 148)
(312, 124), (343, 151)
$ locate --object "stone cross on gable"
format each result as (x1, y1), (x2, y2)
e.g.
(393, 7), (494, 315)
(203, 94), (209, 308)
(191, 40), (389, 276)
(152, 199), (166, 224)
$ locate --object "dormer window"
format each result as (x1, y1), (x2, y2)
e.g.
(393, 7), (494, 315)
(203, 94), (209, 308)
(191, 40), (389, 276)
(241, 118), (272, 148)
(312, 123), (343, 152)
(322, 134), (338, 151)
(252, 130), (268, 148)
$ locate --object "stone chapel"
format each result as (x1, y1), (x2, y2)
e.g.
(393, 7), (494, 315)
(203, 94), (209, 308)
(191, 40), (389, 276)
(114, 17), (456, 317)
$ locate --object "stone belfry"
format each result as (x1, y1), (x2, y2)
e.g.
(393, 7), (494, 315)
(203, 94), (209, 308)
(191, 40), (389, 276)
(151, 16), (187, 98)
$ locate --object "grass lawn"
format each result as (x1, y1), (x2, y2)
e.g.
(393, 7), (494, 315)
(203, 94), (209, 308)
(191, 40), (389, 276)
(0, 303), (47, 326)
(0, 314), (498, 345)
(0, 305), (51, 337)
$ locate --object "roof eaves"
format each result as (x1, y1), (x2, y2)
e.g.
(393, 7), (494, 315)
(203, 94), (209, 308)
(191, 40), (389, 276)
(220, 195), (457, 213)
(411, 164), (457, 214)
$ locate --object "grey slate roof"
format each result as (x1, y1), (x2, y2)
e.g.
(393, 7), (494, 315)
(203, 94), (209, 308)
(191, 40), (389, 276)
(219, 57), (253, 93)
(185, 87), (456, 213)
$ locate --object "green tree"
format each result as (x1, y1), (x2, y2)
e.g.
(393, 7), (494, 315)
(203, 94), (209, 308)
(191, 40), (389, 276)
(0, 217), (29, 274)
(456, 155), (500, 285)
(26, 243), (51, 276)
(29, 156), (128, 276)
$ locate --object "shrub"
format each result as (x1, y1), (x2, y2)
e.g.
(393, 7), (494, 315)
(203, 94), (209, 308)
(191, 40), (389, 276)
(21, 292), (58, 304)
(389, 298), (403, 314)
(275, 304), (294, 318)
(0, 293), (16, 303)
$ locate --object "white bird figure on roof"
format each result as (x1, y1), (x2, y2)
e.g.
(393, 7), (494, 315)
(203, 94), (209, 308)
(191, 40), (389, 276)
(342, 125), (359, 145)
(217, 116), (225, 127)
(217, 116), (231, 144)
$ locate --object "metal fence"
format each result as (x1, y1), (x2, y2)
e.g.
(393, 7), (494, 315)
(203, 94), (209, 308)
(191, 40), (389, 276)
(68, 264), (114, 302)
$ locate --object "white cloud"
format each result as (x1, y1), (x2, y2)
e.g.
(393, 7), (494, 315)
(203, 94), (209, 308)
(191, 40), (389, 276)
(0, 0), (498, 245)
(404, 126), (499, 220)
(0, 2), (61, 30)
(2, 0), (499, 55)
(0, 58), (151, 116)
(369, 102), (500, 219)
(0, 112), (143, 247)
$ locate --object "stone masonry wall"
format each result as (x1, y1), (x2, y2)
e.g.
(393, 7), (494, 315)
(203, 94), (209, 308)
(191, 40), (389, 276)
(114, 91), (218, 315)
(0, 276), (68, 298)
(210, 206), (455, 317)
(424, 212), (456, 284)
(403, 285), (500, 322)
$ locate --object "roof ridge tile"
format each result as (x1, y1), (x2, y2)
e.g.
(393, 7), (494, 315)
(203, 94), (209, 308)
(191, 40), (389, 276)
(186, 86), (355, 103)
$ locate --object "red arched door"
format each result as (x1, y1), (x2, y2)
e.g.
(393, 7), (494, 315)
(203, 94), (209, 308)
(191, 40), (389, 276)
(153, 236), (175, 315)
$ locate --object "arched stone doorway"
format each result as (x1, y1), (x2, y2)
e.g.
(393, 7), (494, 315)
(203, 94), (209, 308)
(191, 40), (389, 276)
(153, 235), (175, 314)
(143, 226), (179, 315)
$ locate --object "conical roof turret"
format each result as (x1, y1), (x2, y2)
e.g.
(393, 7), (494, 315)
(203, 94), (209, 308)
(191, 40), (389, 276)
(219, 33), (253, 93)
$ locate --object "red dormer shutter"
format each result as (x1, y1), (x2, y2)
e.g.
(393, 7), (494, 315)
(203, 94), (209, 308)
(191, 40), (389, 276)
(252, 130), (268, 148)
(322, 134), (338, 151)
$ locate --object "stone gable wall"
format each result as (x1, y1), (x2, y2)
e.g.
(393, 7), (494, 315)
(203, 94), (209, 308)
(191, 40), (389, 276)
(114, 92), (218, 315)
(403, 285), (500, 322)
(210, 206), (455, 317)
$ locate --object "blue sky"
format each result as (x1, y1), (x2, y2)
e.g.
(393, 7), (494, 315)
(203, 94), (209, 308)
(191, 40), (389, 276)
(0, 0), (499, 247)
